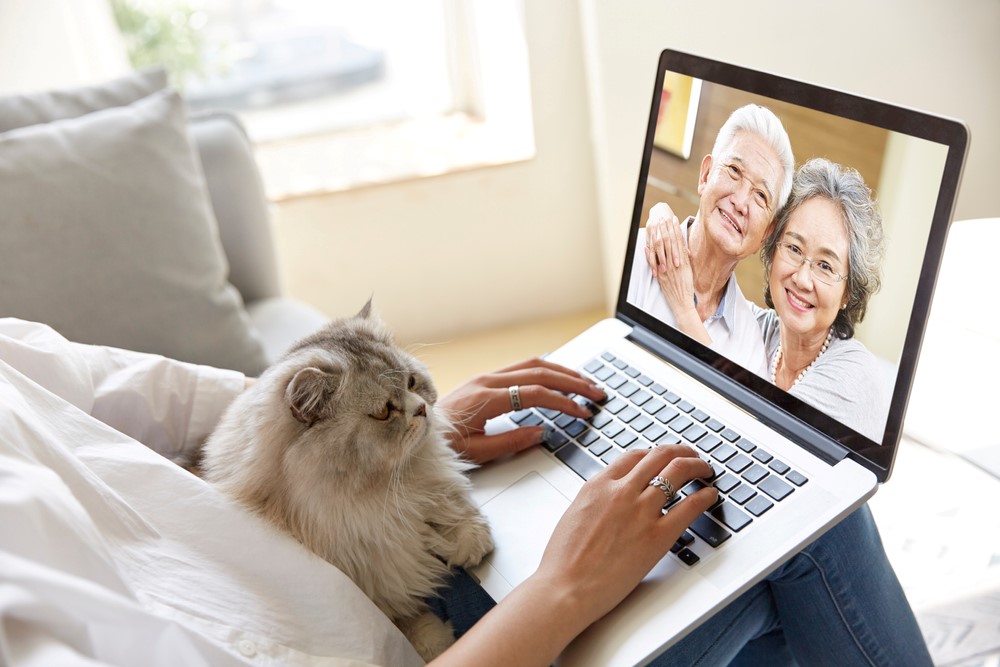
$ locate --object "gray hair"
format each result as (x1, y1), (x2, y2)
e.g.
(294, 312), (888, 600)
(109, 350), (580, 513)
(711, 104), (795, 211)
(761, 157), (885, 339)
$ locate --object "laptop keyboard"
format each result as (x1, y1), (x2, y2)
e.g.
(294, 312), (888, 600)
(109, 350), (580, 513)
(507, 351), (810, 566)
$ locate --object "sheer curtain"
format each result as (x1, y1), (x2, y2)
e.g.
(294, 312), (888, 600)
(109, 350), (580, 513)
(0, 0), (129, 94)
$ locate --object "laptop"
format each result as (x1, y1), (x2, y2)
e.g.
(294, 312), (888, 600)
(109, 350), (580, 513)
(468, 48), (968, 666)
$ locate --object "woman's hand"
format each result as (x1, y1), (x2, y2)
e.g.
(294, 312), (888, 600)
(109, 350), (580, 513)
(436, 357), (606, 464)
(430, 445), (718, 667)
(535, 444), (716, 623)
(645, 203), (696, 316)
(644, 203), (712, 346)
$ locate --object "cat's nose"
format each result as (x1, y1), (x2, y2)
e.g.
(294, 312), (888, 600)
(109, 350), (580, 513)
(414, 403), (426, 417)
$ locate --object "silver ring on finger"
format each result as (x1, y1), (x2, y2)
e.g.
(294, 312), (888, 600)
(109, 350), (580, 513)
(508, 385), (523, 412)
(648, 475), (675, 501)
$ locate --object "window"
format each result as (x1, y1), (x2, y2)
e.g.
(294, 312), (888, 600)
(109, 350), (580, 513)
(112, 0), (534, 199)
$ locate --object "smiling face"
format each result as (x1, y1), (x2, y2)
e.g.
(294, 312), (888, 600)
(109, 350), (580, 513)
(769, 196), (850, 344)
(697, 131), (784, 262)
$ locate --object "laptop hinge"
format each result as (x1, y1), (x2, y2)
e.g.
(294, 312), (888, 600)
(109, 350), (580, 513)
(626, 325), (848, 467)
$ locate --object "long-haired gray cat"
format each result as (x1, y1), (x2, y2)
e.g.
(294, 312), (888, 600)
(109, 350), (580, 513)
(199, 302), (494, 660)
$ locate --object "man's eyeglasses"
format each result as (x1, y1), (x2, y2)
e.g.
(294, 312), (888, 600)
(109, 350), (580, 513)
(775, 241), (847, 285)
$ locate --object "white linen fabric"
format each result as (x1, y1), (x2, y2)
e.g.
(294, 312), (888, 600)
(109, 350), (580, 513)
(0, 318), (422, 667)
(626, 222), (768, 377)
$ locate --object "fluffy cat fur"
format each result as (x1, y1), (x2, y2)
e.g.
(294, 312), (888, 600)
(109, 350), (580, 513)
(199, 302), (494, 660)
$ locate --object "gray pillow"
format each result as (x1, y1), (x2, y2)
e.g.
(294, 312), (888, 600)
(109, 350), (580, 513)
(0, 87), (269, 375)
(0, 68), (168, 133)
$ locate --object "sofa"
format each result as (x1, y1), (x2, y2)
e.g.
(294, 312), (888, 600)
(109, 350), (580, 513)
(0, 68), (327, 375)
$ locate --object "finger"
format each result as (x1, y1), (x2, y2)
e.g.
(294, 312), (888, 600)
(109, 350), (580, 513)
(628, 444), (701, 490)
(490, 367), (605, 403)
(650, 222), (669, 274)
(666, 215), (682, 268)
(642, 454), (714, 507)
(493, 357), (588, 381)
(517, 385), (599, 419)
(459, 427), (545, 464)
(657, 487), (718, 537)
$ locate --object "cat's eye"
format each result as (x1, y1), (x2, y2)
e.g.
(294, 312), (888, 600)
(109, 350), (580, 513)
(408, 375), (417, 390)
(370, 402), (392, 421)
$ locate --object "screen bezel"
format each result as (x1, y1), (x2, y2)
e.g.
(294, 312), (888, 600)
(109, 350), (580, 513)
(616, 49), (969, 482)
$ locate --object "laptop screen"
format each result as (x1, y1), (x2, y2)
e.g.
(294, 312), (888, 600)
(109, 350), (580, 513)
(618, 49), (968, 481)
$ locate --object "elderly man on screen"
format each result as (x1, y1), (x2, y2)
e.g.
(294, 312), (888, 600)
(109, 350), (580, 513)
(626, 104), (794, 377)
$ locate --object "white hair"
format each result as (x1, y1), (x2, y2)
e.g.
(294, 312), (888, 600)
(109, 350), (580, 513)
(711, 104), (795, 211)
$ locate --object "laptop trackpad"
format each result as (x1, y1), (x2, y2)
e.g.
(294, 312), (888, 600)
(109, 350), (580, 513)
(481, 471), (572, 587)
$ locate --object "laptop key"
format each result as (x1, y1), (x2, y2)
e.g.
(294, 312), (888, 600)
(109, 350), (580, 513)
(542, 429), (568, 452)
(564, 420), (588, 438)
(604, 398), (628, 414)
(628, 414), (651, 431)
(655, 406), (680, 424)
(735, 438), (756, 453)
(588, 438), (612, 457)
(618, 406), (640, 423)
(710, 500), (753, 532)
(752, 448), (774, 464)
(606, 374), (627, 390)
(745, 495), (774, 517)
(600, 352), (615, 362)
(556, 444), (604, 480)
(591, 412), (613, 429)
(670, 416), (693, 433)
(758, 475), (794, 501)
(683, 424), (707, 443)
(676, 548), (700, 566)
(623, 365), (641, 378)
(594, 366), (615, 381)
(630, 390), (652, 407)
(786, 471), (808, 486)
(769, 459), (791, 475)
(601, 422), (625, 438)
(720, 428), (741, 443)
(601, 447), (624, 466)
(711, 444), (738, 462)
(689, 513), (732, 548)
(741, 464), (769, 485)
(649, 383), (668, 396)
(509, 409), (534, 424)
(728, 484), (757, 505)
(642, 398), (665, 416)
(636, 374), (654, 387)
(619, 382), (640, 398)
(706, 418), (726, 432)
(714, 473), (740, 494)
(583, 359), (604, 374)
(578, 429), (601, 446)
(696, 434), (722, 453)
(643, 423), (666, 442)
(691, 409), (710, 423)
(677, 400), (695, 413)
(726, 454), (752, 473)
(657, 432), (682, 445)
(614, 431), (638, 448)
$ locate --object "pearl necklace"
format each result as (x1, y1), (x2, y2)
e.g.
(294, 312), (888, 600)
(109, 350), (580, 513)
(770, 329), (833, 387)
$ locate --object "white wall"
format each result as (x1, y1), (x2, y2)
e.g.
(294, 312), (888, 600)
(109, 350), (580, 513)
(579, 0), (1000, 305)
(275, 0), (606, 345)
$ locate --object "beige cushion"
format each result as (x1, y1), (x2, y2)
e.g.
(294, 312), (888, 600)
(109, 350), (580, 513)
(0, 87), (268, 374)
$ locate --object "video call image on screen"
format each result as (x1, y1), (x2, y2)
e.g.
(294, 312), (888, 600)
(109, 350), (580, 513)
(624, 70), (950, 445)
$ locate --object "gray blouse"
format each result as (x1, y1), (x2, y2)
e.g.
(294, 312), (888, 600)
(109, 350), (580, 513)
(754, 307), (891, 443)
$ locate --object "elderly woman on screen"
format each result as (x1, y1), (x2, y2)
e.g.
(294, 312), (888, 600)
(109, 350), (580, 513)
(649, 157), (890, 441)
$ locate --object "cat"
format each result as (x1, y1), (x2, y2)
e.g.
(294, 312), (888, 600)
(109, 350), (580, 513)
(198, 301), (494, 660)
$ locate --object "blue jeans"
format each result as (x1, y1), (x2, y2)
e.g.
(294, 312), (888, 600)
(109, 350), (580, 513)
(434, 505), (932, 666)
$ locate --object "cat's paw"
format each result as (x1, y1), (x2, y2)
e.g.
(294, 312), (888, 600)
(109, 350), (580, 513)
(399, 611), (455, 661)
(447, 517), (494, 568)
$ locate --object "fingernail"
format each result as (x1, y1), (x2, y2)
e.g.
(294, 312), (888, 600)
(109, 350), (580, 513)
(539, 427), (555, 445)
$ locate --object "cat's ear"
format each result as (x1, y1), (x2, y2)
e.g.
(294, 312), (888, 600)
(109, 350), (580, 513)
(285, 366), (342, 426)
(356, 297), (374, 320)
